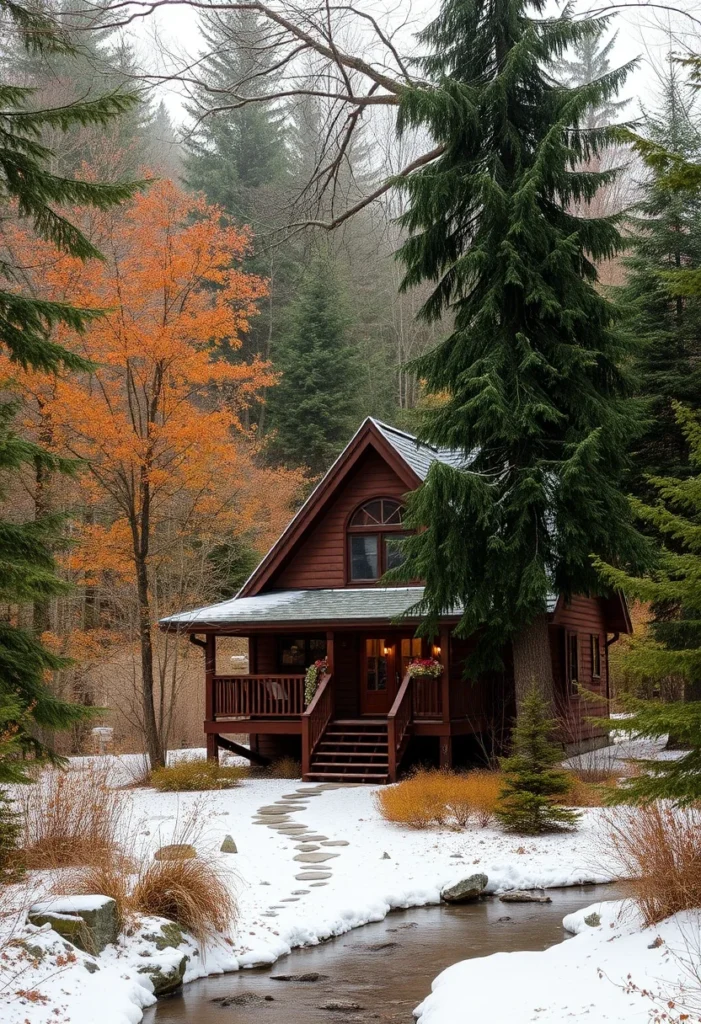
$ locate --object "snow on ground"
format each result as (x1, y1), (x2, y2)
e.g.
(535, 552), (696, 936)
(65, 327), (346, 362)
(415, 900), (701, 1024)
(0, 735), (692, 1024)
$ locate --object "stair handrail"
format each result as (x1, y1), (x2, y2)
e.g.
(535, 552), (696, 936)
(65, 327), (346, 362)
(387, 671), (413, 782)
(301, 672), (333, 779)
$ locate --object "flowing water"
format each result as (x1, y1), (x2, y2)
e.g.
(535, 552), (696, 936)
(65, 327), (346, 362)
(146, 883), (623, 1024)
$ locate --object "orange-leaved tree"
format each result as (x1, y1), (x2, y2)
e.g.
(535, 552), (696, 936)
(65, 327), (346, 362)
(5, 179), (297, 766)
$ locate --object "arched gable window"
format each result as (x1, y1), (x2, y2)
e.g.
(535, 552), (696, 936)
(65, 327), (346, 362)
(347, 498), (408, 582)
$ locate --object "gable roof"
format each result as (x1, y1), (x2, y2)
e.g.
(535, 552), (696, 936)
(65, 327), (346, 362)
(370, 419), (467, 481)
(238, 417), (466, 598)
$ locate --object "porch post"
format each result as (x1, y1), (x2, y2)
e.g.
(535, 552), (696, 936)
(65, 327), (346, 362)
(440, 626), (452, 770)
(440, 626), (451, 724)
(248, 635), (258, 674)
(325, 630), (335, 675)
(205, 634), (217, 761)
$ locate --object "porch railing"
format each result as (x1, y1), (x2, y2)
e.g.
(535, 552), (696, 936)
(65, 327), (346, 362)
(213, 674), (305, 718)
(301, 672), (333, 777)
(387, 671), (413, 782)
(412, 675), (443, 719)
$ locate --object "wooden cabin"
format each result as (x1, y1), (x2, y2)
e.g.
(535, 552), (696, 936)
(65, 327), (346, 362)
(159, 418), (631, 783)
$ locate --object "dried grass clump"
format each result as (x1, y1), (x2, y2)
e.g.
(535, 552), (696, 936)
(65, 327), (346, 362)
(267, 756), (302, 780)
(150, 758), (244, 792)
(604, 803), (701, 926)
(375, 769), (502, 829)
(131, 855), (237, 944)
(565, 772), (618, 808)
(20, 763), (125, 869)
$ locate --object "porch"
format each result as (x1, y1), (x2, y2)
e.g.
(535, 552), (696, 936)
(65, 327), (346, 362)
(199, 625), (489, 783)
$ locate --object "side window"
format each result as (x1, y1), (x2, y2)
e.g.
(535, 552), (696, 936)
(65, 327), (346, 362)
(591, 634), (602, 679)
(566, 631), (580, 691)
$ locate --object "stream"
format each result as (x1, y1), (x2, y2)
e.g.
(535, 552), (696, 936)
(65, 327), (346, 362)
(145, 883), (623, 1024)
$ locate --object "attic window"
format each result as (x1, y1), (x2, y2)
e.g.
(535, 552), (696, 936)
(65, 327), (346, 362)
(350, 499), (403, 527)
(348, 499), (406, 582)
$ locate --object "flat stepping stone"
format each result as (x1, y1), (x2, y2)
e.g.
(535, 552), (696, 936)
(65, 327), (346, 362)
(258, 806), (293, 815)
(275, 804), (306, 812)
(273, 826), (310, 835)
(309, 881), (328, 887)
(279, 897), (300, 902)
(321, 840), (349, 847)
(294, 852), (339, 863)
(295, 843), (320, 852)
(281, 793), (315, 800)
(254, 815), (289, 823)
(294, 790), (323, 796)
(303, 835), (328, 842)
(261, 911), (278, 917)
(292, 890), (310, 895)
(295, 871), (332, 880)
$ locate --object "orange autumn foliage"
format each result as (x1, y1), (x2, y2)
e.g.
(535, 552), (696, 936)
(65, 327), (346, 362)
(2, 179), (301, 762)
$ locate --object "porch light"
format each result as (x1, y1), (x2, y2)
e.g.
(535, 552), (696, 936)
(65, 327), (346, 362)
(383, 645), (391, 656)
(432, 645), (441, 656)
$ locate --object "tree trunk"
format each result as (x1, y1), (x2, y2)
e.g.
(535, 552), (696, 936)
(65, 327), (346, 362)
(511, 614), (555, 709)
(135, 550), (165, 768)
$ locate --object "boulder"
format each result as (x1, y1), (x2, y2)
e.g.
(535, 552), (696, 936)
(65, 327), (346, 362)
(441, 873), (488, 903)
(499, 891), (552, 904)
(220, 835), (238, 854)
(27, 896), (119, 954)
(137, 952), (188, 996)
(154, 843), (196, 861)
(142, 923), (185, 951)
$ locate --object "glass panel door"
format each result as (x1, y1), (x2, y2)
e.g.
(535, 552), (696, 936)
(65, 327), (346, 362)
(361, 638), (396, 715)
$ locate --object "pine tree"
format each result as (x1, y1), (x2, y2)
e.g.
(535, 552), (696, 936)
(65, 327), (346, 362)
(389, 0), (647, 690)
(183, 8), (289, 219)
(0, 0), (141, 776)
(496, 688), (580, 833)
(597, 403), (701, 801)
(554, 25), (628, 129)
(623, 68), (701, 494)
(265, 251), (362, 475)
(184, 7), (293, 382)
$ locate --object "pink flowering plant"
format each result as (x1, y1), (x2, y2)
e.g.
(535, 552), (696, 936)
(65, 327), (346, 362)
(304, 657), (328, 704)
(406, 657), (443, 678)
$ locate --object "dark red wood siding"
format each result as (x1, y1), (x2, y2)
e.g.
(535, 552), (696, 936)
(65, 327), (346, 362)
(551, 596), (609, 742)
(269, 448), (409, 591)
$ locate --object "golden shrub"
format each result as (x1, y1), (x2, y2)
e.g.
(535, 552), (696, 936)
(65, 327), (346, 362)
(375, 769), (502, 829)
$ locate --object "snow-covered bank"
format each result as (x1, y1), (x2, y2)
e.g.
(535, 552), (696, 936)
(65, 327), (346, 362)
(1, 772), (617, 1023)
(415, 899), (701, 1024)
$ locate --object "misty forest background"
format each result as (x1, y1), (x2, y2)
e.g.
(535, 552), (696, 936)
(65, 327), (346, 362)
(2, 0), (700, 757)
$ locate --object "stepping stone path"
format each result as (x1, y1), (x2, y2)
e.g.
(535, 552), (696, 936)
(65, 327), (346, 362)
(250, 784), (349, 915)
(293, 852), (339, 863)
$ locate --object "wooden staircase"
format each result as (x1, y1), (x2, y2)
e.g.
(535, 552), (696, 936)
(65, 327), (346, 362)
(305, 719), (391, 783)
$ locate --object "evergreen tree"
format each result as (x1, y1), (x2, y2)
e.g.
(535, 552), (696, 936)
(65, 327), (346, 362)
(184, 7), (293, 383)
(597, 403), (701, 799)
(389, 0), (646, 689)
(496, 688), (580, 833)
(623, 69), (701, 493)
(8, 0), (152, 179)
(183, 8), (289, 219)
(265, 252), (362, 476)
(554, 25), (628, 129)
(0, 0), (140, 776)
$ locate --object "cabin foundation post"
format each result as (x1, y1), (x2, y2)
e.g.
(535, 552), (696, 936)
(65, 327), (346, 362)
(205, 634), (217, 761)
(439, 735), (452, 769)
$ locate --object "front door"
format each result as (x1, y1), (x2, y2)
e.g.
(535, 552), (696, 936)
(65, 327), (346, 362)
(361, 638), (395, 715)
(361, 636), (425, 715)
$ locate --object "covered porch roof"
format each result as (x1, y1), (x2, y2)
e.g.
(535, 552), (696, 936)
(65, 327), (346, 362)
(159, 586), (445, 632)
(159, 586), (568, 633)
